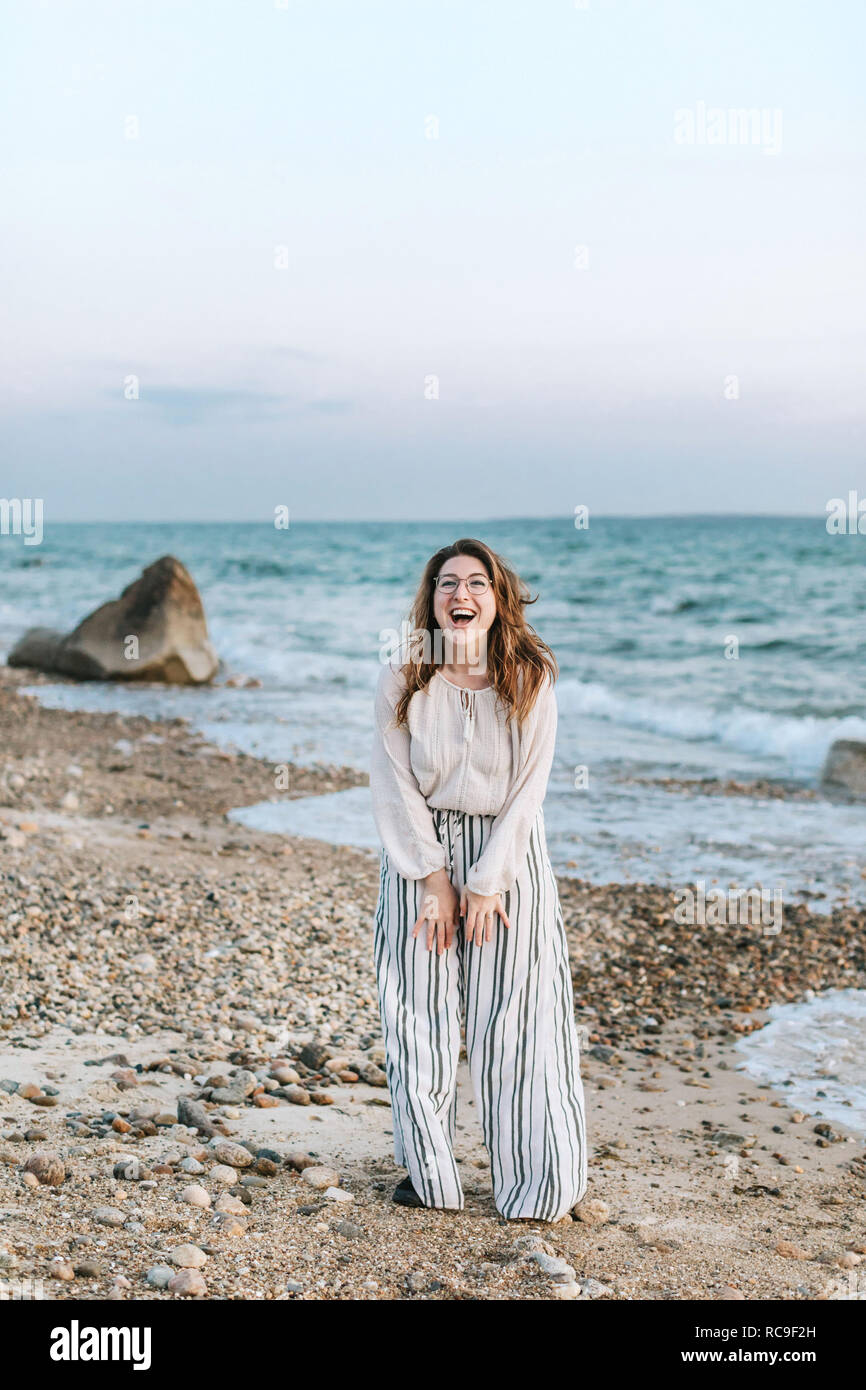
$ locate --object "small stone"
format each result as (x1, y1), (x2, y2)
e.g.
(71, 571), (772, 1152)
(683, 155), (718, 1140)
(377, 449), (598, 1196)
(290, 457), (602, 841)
(356, 1062), (387, 1087)
(718, 1285), (747, 1300)
(213, 1215), (246, 1236)
(111, 1069), (138, 1086)
(269, 1065), (300, 1086)
(302, 1165), (340, 1191)
(511, 1234), (554, 1256)
(209, 1088), (247, 1106)
(710, 1130), (746, 1149)
(92, 1206), (126, 1227)
(775, 1239), (811, 1260)
(179, 1156), (205, 1175)
(176, 1096), (229, 1139)
(50, 1261), (75, 1281)
(256, 1147), (284, 1164)
(405, 1270), (442, 1293)
(324, 1186), (353, 1203)
(299, 1040), (332, 1070)
(577, 1277), (614, 1298)
(215, 1193), (247, 1215)
(74, 1261), (101, 1278)
(168, 1268), (207, 1296)
(168, 1243), (207, 1268)
(21, 1152), (66, 1186)
(181, 1184), (211, 1209)
(113, 1158), (152, 1181)
(286, 1152), (319, 1171)
(525, 1252), (575, 1283)
(253, 1093), (280, 1108)
(572, 1198), (610, 1226)
(208, 1140), (254, 1169)
(209, 1164), (238, 1185)
(279, 1085), (311, 1106)
(335, 1220), (364, 1239)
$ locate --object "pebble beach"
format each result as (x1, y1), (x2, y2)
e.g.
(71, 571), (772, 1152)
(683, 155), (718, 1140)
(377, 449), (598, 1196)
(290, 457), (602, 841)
(2, 666), (865, 1302)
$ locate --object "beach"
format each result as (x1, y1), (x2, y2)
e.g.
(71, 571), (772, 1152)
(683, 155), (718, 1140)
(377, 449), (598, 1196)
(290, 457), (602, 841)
(2, 666), (865, 1302)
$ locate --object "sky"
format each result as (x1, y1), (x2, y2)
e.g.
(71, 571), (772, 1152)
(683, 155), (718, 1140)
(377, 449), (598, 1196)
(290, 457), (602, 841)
(1, 0), (864, 521)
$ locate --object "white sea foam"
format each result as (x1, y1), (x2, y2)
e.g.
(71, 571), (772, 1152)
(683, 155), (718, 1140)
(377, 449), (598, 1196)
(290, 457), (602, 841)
(557, 678), (866, 777)
(736, 990), (866, 1138)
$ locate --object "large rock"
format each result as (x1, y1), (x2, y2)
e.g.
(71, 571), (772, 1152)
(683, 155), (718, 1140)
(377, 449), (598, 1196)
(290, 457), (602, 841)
(821, 740), (866, 798)
(8, 555), (218, 684)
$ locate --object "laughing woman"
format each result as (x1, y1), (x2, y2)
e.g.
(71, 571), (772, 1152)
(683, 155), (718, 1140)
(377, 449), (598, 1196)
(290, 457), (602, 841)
(369, 537), (588, 1222)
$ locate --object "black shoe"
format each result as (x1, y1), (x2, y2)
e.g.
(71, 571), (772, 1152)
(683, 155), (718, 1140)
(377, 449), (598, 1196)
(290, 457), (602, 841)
(392, 1174), (426, 1208)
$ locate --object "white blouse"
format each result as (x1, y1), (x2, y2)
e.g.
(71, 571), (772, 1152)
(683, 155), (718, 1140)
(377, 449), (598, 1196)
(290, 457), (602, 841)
(369, 659), (558, 897)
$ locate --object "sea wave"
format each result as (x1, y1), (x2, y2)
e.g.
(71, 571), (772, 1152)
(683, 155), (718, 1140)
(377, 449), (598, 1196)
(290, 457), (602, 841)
(557, 678), (866, 776)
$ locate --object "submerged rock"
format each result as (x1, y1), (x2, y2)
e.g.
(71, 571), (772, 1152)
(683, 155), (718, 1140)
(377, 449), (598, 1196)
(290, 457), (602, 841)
(821, 740), (866, 798)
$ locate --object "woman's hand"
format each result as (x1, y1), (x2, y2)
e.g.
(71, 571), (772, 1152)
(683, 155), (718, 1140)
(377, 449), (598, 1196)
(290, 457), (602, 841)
(459, 887), (512, 946)
(413, 868), (460, 955)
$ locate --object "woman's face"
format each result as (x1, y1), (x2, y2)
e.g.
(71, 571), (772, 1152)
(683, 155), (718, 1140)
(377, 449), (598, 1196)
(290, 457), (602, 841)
(432, 554), (497, 660)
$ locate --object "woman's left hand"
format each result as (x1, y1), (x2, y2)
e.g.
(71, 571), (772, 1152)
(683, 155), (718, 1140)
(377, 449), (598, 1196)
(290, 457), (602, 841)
(459, 888), (512, 946)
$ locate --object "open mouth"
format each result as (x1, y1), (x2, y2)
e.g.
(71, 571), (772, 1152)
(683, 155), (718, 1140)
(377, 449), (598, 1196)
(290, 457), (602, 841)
(449, 608), (476, 626)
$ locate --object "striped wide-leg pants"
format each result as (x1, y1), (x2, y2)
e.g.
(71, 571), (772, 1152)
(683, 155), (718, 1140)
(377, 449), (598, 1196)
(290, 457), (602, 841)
(372, 805), (588, 1222)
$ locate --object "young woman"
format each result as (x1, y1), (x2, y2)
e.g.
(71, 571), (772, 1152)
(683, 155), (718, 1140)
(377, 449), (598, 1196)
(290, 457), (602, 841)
(369, 537), (588, 1223)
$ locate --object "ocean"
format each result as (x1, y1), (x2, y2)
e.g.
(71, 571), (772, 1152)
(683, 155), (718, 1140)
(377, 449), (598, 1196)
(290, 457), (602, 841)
(2, 515), (864, 908)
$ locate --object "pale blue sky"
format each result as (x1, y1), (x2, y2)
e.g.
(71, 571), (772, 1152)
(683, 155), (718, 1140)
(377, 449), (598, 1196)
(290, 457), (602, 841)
(2, 0), (864, 520)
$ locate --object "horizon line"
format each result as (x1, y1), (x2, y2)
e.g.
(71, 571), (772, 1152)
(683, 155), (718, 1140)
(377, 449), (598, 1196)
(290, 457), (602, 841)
(8, 511), (837, 526)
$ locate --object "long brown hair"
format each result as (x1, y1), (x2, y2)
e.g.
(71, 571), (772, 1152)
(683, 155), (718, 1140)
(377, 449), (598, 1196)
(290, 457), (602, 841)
(393, 538), (558, 728)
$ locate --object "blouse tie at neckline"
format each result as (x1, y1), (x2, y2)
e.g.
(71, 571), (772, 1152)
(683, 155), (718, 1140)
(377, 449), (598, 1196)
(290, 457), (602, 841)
(459, 686), (475, 742)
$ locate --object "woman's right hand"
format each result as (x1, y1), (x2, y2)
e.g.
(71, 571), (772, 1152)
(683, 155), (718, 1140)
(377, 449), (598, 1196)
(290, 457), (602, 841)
(413, 868), (460, 956)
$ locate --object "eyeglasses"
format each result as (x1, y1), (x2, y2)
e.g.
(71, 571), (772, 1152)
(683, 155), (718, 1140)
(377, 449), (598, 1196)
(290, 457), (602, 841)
(435, 573), (491, 595)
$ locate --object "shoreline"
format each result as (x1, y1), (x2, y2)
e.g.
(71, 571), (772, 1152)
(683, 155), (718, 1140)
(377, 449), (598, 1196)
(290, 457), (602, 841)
(2, 666), (865, 1301)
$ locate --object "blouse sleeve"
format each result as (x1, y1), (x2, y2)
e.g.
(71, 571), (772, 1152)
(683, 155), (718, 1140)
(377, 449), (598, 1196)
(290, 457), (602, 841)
(465, 673), (557, 898)
(369, 662), (448, 881)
